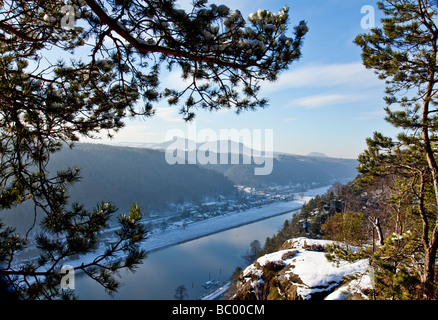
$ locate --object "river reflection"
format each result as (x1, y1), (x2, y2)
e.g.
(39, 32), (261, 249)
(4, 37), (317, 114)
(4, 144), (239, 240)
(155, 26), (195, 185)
(75, 210), (298, 300)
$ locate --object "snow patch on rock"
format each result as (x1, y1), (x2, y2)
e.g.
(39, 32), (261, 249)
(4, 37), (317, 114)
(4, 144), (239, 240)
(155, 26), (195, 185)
(233, 237), (372, 300)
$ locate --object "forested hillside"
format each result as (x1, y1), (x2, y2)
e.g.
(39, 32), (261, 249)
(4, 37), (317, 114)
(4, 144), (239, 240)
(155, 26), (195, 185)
(207, 154), (357, 187)
(253, 173), (438, 299)
(50, 143), (237, 212)
(259, 181), (365, 256)
(144, 138), (358, 187)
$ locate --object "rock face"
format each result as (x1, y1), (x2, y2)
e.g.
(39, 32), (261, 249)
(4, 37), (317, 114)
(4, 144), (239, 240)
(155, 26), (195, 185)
(232, 238), (372, 300)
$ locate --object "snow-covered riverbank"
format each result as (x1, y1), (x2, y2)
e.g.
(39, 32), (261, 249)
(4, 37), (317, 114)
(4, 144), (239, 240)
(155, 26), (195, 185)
(60, 185), (331, 270)
(140, 185), (331, 253)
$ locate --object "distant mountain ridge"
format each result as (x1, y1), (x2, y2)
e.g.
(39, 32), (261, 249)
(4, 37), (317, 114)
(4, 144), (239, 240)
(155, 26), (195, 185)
(89, 139), (358, 188)
(109, 139), (350, 160)
(110, 139), (259, 156)
(307, 152), (328, 158)
(204, 153), (357, 187)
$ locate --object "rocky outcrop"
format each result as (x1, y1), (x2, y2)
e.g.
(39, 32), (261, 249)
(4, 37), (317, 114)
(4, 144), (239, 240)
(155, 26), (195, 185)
(232, 238), (372, 300)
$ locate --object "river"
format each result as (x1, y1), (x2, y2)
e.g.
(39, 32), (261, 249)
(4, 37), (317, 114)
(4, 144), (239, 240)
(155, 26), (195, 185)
(75, 209), (300, 300)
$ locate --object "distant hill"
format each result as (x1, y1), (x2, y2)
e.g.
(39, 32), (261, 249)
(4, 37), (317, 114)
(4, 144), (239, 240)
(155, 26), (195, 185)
(112, 138), (255, 156)
(49, 143), (237, 212)
(307, 152), (328, 158)
(204, 153), (357, 187)
(107, 139), (358, 187)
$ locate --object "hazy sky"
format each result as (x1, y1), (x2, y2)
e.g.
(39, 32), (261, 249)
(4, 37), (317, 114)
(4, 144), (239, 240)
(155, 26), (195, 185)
(81, 0), (398, 159)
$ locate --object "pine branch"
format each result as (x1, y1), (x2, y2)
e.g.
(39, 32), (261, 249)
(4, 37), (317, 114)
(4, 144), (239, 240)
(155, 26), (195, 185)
(83, 0), (251, 71)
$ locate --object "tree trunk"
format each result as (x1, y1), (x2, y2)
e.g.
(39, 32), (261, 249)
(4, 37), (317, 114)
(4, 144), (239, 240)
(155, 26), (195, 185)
(420, 90), (438, 299)
(421, 105), (438, 300)
(369, 216), (384, 246)
(423, 247), (438, 300)
(421, 72), (438, 298)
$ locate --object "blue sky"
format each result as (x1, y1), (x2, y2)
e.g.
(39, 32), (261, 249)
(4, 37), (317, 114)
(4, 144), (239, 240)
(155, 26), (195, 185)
(82, 0), (398, 159)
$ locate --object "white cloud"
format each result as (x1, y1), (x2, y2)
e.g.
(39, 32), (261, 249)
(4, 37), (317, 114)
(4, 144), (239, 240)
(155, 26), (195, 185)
(288, 93), (363, 109)
(262, 62), (381, 93)
(161, 70), (191, 92)
(79, 124), (161, 144)
(155, 106), (184, 123)
(114, 125), (162, 141)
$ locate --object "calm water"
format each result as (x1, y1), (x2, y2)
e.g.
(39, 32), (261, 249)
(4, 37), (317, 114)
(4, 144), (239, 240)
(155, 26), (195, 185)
(75, 210), (298, 300)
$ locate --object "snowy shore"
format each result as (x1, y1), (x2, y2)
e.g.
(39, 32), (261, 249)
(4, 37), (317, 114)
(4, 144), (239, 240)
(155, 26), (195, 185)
(140, 185), (331, 253)
(58, 185), (331, 269)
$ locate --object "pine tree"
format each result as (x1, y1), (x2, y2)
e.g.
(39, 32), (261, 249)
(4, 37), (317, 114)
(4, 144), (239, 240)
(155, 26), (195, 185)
(355, 0), (438, 299)
(321, 211), (368, 247)
(174, 285), (188, 300)
(0, 0), (307, 299)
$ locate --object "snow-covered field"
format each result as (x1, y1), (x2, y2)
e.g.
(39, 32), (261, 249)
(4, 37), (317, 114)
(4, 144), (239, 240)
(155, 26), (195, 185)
(140, 185), (331, 253)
